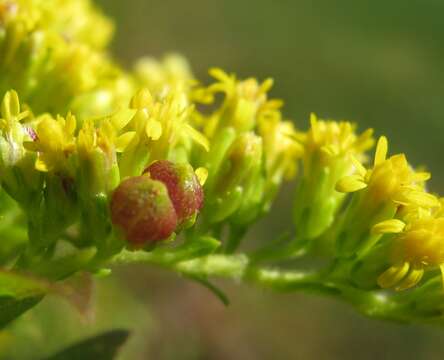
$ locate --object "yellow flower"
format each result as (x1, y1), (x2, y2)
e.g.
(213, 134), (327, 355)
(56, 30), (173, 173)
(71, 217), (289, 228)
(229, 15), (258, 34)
(302, 113), (374, 176)
(377, 216), (444, 290)
(258, 109), (303, 183)
(128, 88), (208, 156)
(293, 114), (374, 240)
(134, 54), (194, 97)
(0, 90), (30, 165)
(203, 68), (282, 136)
(77, 110), (136, 160)
(24, 113), (76, 172)
(336, 136), (437, 209)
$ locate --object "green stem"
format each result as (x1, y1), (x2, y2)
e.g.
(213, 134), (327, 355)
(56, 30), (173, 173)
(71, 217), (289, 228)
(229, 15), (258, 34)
(111, 251), (411, 322)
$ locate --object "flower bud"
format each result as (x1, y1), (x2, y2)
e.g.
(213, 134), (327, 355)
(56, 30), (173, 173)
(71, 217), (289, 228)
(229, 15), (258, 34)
(144, 160), (204, 228)
(110, 175), (177, 246)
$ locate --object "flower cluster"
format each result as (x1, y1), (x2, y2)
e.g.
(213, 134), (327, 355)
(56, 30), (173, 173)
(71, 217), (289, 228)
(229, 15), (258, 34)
(0, 0), (443, 327)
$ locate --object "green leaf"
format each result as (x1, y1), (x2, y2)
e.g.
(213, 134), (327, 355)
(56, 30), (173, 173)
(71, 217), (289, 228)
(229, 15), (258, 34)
(45, 329), (130, 360)
(0, 269), (50, 298)
(0, 295), (43, 328)
(187, 275), (230, 306)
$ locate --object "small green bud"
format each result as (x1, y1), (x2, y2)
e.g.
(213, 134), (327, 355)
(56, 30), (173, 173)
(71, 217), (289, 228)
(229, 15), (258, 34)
(110, 175), (177, 247)
(205, 132), (263, 223)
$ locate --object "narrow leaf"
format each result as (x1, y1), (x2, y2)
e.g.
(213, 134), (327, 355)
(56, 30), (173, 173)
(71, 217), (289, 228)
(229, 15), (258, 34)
(45, 329), (130, 360)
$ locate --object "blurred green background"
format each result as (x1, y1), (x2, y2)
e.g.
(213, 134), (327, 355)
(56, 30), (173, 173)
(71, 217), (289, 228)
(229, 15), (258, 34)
(6, 0), (444, 359)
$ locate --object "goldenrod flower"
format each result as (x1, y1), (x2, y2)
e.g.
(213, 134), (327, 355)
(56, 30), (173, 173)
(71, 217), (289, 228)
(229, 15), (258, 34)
(0, 89), (29, 154)
(334, 136), (439, 257)
(119, 88), (208, 177)
(203, 68), (282, 136)
(293, 113), (374, 240)
(258, 109), (303, 184)
(377, 216), (444, 290)
(134, 54), (194, 97)
(336, 136), (436, 208)
(24, 113), (76, 172)
(0, 0), (132, 117)
(303, 113), (374, 175)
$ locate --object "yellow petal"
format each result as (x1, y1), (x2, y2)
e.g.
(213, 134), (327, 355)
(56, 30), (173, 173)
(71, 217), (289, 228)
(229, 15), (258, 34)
(209, 67), (231, 82)
(320, 144), (339, 157)
(115, 131), (137, 152)
(309, 113), (319, 143)
(65, 113), (76, 135)
(374, 136), (388, 166)
(35, 156), (50, 172)
(195, 167), (208, 186)
(335, 175), (367, 193)
(110, 108), (137, 130)
(395, 268), (424, 291)
(184, 124), (209, 151)
(260, 78), (274, 93)
(145, 119), (162, 140)
(377, 262), (410, 289)
(399, 190), (440, 208)
(412, 171), (431, 182)
(351, 155), (367, 177)
(440, 264), (444, 289)
(371, 219), (406, 235)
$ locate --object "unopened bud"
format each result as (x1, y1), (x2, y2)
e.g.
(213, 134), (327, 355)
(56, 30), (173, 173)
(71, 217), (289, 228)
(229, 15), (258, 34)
(144, 160), (204, 228)
(110, 175), (177, 246)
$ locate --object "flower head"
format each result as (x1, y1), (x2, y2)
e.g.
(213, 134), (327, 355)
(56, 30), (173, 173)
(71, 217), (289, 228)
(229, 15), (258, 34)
(134, 54), (195, 98)
(258, 109), (303, 184)
(303, 113), (374, 175)
(24, 113), (76, 173)
(378, 216), (444, 291)
(203, 68), (282, 136)
(293, 114), (374, 240)
(333, 136), (439, 258)
(0, 90), (30, 165)
(336, 136), (437, 209)
(119, 88), (208, 177)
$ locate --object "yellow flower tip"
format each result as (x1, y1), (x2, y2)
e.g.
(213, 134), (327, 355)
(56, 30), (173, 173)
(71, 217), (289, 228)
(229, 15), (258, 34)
(304, 115), (374, 170)
(394, 189), (440, 209)
(377, 262), (410, 289)
(374, 136), (388, 166)
(351, 155), (367, 177)
(440, 264), (444, 288)
(371, 219), (406, 235)
(394, 268), (424, 291)
(309, 112), (318, 131)
(260, 78), (274, 93)
(335, 175), (368, 193)
(0, 89), (29, 127)
(145, 119), (162, 140)
(115, 131), (136, 153)
(184, 124), (209, 152)
(379, 217), (444, 291)
(412, 171), (431, 182)
(208, 67), (232, 83)
(130, 88), (153, 109)
(379, 263), (424, 291)
(26, 114), (77, 172)
(195, 167), (208, 186)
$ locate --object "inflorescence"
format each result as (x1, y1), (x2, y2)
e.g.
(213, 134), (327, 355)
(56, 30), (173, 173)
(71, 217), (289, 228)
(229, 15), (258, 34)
(0, 0), (443, 325)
